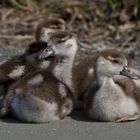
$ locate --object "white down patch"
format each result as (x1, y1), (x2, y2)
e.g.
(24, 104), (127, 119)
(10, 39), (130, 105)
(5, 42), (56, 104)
(39, 61), (50, 69)
(74, 61), (80, 66)
(28, 74), (44, 85)
(40, 28), (55, 42)
(133, 79), (140, 87)
(53, 61), (73, 93)
(58, 83), (67, 97)
(88, 68), (94, 76)
(8, 66), (25, 79)
(61, 98), (73, 116)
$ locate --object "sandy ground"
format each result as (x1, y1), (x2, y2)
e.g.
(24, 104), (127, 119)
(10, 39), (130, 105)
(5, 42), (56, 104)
(0, 110), (140, 140)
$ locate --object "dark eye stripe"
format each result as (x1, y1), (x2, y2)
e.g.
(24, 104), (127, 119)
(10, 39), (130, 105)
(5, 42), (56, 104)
(50, 31), (72, 40)
(27, 41), (48, 54)
(112, 59), (119, 63)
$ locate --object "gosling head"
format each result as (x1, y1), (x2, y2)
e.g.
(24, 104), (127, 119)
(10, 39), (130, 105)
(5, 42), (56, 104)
(25, 41), (55, 68)
(95, 49), (128, 78)
(46, 31), (78, 61)
(35, 19), (65, 42)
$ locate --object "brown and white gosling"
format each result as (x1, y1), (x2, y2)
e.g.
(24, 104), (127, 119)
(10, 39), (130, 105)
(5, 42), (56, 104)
(72, 49), (132, 101)
(40, 31), (78, 97)
(0, 41), (54, 103)
(0, 48), (74, 123)
(84, 51), (140, 122)
(0, 18), (65, 89)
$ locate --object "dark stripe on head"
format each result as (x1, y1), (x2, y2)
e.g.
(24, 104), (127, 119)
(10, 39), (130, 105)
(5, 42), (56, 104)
(27, 41), (48, 55)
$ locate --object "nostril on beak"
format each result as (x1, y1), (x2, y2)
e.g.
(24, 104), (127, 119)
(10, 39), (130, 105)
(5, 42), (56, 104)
(39, 47), (55, 60)
(47, 47), (55, 54)
(123, 66), (128, 71)
(47, 44), (52, 48)
(120, 66), (138, 80)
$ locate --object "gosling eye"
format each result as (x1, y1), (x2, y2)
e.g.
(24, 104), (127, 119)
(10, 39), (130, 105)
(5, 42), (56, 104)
(54, 39), (64, 44)
(58, 39), (64, 43)
(66, 43), (72, 48)
(111, 59), (119, 64)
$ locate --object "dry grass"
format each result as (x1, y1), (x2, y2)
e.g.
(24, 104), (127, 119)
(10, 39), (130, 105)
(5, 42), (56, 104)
(0, 0), (140, 57)
(1, 0), (140, 19)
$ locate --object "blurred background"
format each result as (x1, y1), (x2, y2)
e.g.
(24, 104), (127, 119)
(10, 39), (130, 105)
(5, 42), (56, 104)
(0, 0), (140, 65)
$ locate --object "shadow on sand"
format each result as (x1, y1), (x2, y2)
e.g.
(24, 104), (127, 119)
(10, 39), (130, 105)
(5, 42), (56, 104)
(70, 109), (95, 122)
(0, 109), (96, 124)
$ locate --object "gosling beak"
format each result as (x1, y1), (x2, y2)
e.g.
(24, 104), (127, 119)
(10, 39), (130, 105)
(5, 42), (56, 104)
(38, 47), (56, 60)
(120, 66), (138, 80)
